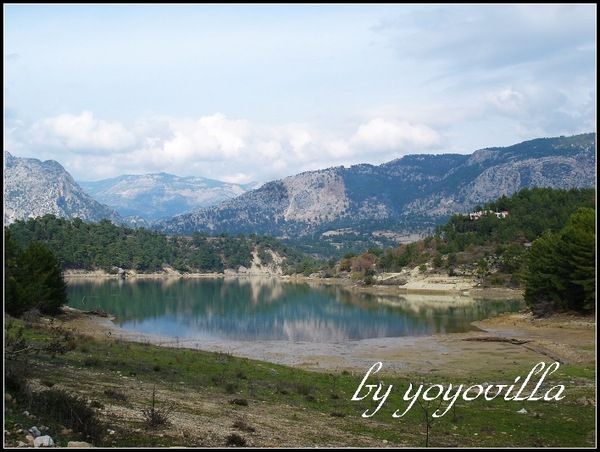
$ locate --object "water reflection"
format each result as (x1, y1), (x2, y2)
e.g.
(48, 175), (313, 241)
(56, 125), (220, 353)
(66, 277), (524, 342)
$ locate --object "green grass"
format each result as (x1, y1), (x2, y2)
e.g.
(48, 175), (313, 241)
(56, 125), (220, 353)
(4, 316), (596, 448)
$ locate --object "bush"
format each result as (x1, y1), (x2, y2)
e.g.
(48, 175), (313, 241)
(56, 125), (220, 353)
(31, 389), (106, 445)
(5, 360), (31, 395)
(226, 433), (247, 447)
(142, 386), (174, 429)
(229, 398), (248, 406)
(232, 419), (255, 432)
(104, 389), (128, 402)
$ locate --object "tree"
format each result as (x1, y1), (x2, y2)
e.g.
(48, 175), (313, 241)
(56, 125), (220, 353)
(499, 243), (526, 274)
(524, 230), (565, 313)
(4, 230), (21, 314)
(524, 208), (596, 314)
(559, 208), (596, 311)
(6, 239), (68, 316)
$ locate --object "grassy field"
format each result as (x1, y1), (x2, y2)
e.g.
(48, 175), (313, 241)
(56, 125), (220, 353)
(4, 315), (596, 448)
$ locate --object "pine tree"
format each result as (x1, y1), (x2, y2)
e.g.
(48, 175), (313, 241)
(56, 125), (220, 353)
(524, 230), (564, 313)
(524, 208), (596, 314)
(7, 240), (68, 315)
(560, 208), (596, 311)
(4, 230), (21, 315)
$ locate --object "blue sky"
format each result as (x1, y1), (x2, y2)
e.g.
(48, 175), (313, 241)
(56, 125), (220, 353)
(4, 4), (596, 184)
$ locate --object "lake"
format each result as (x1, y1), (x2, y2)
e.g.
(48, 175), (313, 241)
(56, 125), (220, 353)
(66, 277), (524, 343)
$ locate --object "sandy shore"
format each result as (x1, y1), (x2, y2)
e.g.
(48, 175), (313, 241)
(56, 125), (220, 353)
(64, 267), (522, 297)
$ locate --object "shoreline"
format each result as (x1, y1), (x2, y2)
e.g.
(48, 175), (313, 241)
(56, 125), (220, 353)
(63, 269), (524, 298)
(55, 304), (594, 378)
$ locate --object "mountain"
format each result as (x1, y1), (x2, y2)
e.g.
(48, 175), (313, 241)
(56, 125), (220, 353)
(78, 173), (261, 222)
(3, 152), (123, 226)
(154, 133), (596, 252)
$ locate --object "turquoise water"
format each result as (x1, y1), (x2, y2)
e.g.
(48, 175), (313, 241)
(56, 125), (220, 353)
(66, 277), (524, 342)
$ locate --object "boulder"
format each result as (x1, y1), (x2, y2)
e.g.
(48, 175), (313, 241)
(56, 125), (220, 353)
(33, 435), (54, 447)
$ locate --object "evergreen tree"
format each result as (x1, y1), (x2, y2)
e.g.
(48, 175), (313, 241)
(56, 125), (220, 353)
(6, 239), (69, 316)
(560, 208), (596, 311)
(524, 230), (564, 312)
(524, 207), (596, 314)
(4, 230), (21, 315)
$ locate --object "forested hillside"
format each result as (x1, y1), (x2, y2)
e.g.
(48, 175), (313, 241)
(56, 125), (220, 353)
(435, 186), (596, 249)
(5, 215), (316, 275)
(334, 187), (595, 313)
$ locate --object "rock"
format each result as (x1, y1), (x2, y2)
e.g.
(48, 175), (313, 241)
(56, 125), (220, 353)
(33, 435), (54, 447)
(29, 426), (42, 438)
(377, 275), (408, 286)
(67, 441), (93, 447)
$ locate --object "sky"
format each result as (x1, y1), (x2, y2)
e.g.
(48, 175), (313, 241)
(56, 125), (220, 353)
(3, 4), (597, 184)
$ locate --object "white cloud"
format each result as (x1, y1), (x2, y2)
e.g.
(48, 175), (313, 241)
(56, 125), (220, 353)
(195, 114), (250, 158)
(30, 111), (136, 153)
(484, 87), (525, 114)
(288, 128), (312, 152)
(350, 118), (442, 154)
(12, 110), (449, 184)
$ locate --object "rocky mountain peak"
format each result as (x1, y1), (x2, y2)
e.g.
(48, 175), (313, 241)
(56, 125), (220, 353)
(4, 151), (122, 225)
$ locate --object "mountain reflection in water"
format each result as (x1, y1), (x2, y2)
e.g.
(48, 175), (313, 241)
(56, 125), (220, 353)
(66, 277), (524, 342)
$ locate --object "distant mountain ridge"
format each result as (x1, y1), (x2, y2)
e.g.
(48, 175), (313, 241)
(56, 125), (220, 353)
(154, 133), (596, 248)
(78, 173), (261, 221)
(3, 151), (123, 225)
(4, 133), (595, 251)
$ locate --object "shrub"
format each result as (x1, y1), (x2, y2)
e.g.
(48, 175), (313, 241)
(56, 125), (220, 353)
(83, 355), (101, 367)
(103, 389), (128, 402)
(142, 386), (174, 429)
(31, 389), (106, 445)
(229, 398), (248, 406)
(232, 419), (255, 432)
(226, 433), (247, 447)
(225, 382), (239, 394)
